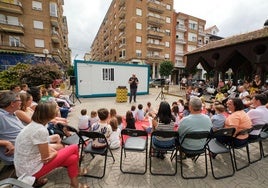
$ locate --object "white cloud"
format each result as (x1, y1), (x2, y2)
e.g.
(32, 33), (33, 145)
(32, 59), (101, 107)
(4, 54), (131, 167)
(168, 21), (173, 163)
(64, 0), (268, 60)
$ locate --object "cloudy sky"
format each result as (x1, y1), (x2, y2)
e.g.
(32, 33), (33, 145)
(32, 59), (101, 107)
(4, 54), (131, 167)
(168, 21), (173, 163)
(64, 0), (268, 61)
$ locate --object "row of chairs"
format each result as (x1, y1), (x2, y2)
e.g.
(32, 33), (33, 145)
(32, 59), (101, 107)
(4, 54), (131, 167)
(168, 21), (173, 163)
(62, 124), (268, 180)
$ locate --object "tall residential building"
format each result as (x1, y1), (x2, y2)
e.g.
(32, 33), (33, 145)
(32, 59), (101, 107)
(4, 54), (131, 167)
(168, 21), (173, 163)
(172, 12), (206, 84)
(0, 0), (70, 70)
(90, 0), (174, 79)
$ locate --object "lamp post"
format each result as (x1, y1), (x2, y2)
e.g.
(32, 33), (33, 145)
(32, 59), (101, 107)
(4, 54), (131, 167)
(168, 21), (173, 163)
(43, 49), (49, 63)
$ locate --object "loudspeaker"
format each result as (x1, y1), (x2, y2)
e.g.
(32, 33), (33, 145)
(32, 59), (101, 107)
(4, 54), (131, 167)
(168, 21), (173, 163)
(70, 76), (76, 86)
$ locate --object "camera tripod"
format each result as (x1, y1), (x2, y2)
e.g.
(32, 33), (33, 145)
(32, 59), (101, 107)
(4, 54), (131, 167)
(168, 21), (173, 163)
(155, 86), (165, 101)
(69, 85), (81, 104)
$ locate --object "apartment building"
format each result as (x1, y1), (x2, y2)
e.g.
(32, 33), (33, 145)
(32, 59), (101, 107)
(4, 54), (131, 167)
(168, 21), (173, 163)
(0, 0), (70, 70)
(90, 0), (174, 79)
(172, 12), (206, 84)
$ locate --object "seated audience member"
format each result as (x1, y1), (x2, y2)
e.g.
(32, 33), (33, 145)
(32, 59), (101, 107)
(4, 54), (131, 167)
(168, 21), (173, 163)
(238, 86), (250, 105)
(28, 86), (42, 111)
(91, 108), (113, 143)
(130, 105), (137, 119)
(10, 84), (21, 93)
(0, 91), (24, 165)
(171, 104), (180, 127)
(145, 101), (155, 116)
(109, 108), (117, 119)
(116, 115), (123, 130)
(142, 112), (155, 133)
(14, 101), (89, 188)
(215, 89), (225, 103)
(15, 92), (34, 126)
(136, 104), (145, 121)
(179, 97), (212, 151)
(19, 83), (29, 94)
(211, 104), (226, 131)
(78, 109), (90, 131)
(89, 110), (99, 127)
(218, 98), (252, 147)
(177, 99), (185, 114)
(247, 94), (268, 139)
(182, 102), (190, 117)
(152, 101), (176, 159)
(109, 117), (121, 149)
(125, 110), (136, 129)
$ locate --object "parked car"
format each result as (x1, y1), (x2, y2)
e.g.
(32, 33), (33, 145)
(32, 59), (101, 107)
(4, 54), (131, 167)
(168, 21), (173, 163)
(149, 78), (169, 87)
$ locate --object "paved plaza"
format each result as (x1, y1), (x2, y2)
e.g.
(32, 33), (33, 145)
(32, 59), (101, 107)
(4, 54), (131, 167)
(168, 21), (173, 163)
(41, 86), (268, 188)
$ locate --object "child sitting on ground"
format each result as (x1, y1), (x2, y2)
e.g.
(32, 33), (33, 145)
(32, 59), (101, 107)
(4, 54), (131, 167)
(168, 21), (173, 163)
(136, 104), (145, 121)
(116, 114), (123, 130)
(142, 112), (154, 133)
(125, 110), (136, 129)
(89, 110), (99, 127)
(78, 109), (90, 131)
(109, 117), (121, 149)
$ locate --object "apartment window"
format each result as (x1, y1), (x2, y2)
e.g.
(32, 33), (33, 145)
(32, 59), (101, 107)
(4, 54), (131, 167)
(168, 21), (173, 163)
(166, 17), (171, 23)
(32, 1), (42, 11)
(102, 68), (114, 81)
(136, 50), (142, 57)
(0, 14), (5, 24)
(136, 22), (142, 30)
(164, 54), (170, 59)
(165, 41), (170, 47)
(33, 20), (43, 29)
(34, 39), (44, 48)
(7, 16), (19, 26)
(166, 4), (171, 10)
(9, 36), (20, 47)
(189, 20), (198, 30)
(50, 2), (58, 17)
(136, 8), (142, 16)
(136, 36), (142, 43)
(188, 33), (197, 42)
(165, 29), (171, 36)
(119, 50), (126, 58)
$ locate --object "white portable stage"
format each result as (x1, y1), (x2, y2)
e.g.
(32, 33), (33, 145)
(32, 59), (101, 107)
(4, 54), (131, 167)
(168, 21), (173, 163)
(74, 60), (150, 98)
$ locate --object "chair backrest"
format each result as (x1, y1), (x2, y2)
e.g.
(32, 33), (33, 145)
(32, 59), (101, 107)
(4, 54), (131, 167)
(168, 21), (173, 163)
(151, 130), (179, 138)
(121, 128), (148, 137)
(183, 131), (210, 140)
(211, 128), (236, 138)
(262, 123), (268, 132)
(235, 128), (252, 138)
(250, 124), (265, 132)
(79, 131), (106, 140)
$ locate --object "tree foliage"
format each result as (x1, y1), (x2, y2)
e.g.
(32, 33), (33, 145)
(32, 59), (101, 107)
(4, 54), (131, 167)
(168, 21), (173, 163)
(159, 61), (174, 77)
(0, 63), (63, 90)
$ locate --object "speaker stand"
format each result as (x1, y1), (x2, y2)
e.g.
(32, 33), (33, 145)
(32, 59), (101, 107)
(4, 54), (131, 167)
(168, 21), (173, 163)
(69, 85), (81, 104)
(155, 86), (165, 101)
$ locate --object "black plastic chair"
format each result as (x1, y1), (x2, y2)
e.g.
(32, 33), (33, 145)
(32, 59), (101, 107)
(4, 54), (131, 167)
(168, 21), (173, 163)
(207, 128), (236, 179)
(179, 131), (210, 179)
(61, 125), (88, 146)
(231, 128), (251, 171)
(79, 131), (115, 179)
(260, 123), (268, 158)
(0, 178), (32, 188)
(120, 129), (148, 174)
(149, 130), (179, 176)
(247, 124), (265, 163)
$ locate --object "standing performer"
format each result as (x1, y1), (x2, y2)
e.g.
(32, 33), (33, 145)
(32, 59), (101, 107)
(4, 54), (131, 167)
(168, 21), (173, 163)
(128, 74), (139, 103)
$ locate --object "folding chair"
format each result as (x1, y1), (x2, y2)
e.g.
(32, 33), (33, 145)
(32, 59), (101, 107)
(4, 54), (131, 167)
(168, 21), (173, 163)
(149, 130), (179, 176)
(260, 123), (268, 158)
(231, 128), (251, 171)
(0, 178), (32, 188)
(207, 128), (236, 179)
(61, 125), (88, 146)
(247, 124), (265, 163)
(120, 129), (148, 174)
(79, 131), (115, 179)
(179, 131), (210, 179)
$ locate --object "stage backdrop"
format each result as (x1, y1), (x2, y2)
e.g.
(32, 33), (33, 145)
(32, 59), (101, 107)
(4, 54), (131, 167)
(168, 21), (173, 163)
(74, 60), (150, 98)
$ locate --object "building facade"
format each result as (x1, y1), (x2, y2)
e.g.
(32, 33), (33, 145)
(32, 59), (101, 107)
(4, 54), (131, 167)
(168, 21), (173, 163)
(90, 0), (174, 79)
(172, 12), (206, 84)
(0, 0), (70, 70)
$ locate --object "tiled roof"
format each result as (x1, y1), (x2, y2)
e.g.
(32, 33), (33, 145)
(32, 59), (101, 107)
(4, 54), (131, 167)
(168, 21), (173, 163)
(187, 27), (268, 55)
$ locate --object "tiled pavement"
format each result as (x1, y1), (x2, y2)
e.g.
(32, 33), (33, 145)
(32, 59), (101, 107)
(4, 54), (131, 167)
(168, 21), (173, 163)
(43, 86), (268, 188)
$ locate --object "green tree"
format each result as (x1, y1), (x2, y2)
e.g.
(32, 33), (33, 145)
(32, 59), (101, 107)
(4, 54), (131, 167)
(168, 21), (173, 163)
(159, 61), (174, 77)
(0, 63), (29, 90)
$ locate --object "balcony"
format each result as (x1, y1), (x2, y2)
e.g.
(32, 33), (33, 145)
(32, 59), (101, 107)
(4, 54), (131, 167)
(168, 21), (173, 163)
(198, 30), (206, 36)
(146, 54), (164, 60)
(176, 38), (186, 44)
(118, 20), (126, 30)
(175, 61), (185, 68)
(147, 42), (164, 51)
(0, 0), (23, 14)
(119, 7), (126, 19)
(51, 31), (60, 43)
(176, 24), (187, 32)
(147, 15), (165, 26)
(147, 29), (165, 39)
(52, 48), (61, 55)
(50, 16), (59, 28)
(175, 51), (184, 56)
(147, 1), (164, 14)
(0, 21), (24, 34)
(0, 41), (25, 52)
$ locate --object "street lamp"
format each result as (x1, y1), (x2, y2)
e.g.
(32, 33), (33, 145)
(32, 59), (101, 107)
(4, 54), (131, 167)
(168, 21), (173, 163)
(43, 49), (49, 63)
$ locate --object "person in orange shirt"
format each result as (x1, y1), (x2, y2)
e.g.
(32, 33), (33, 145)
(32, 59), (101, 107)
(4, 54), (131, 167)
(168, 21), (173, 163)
(218, 98), (252, 147)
